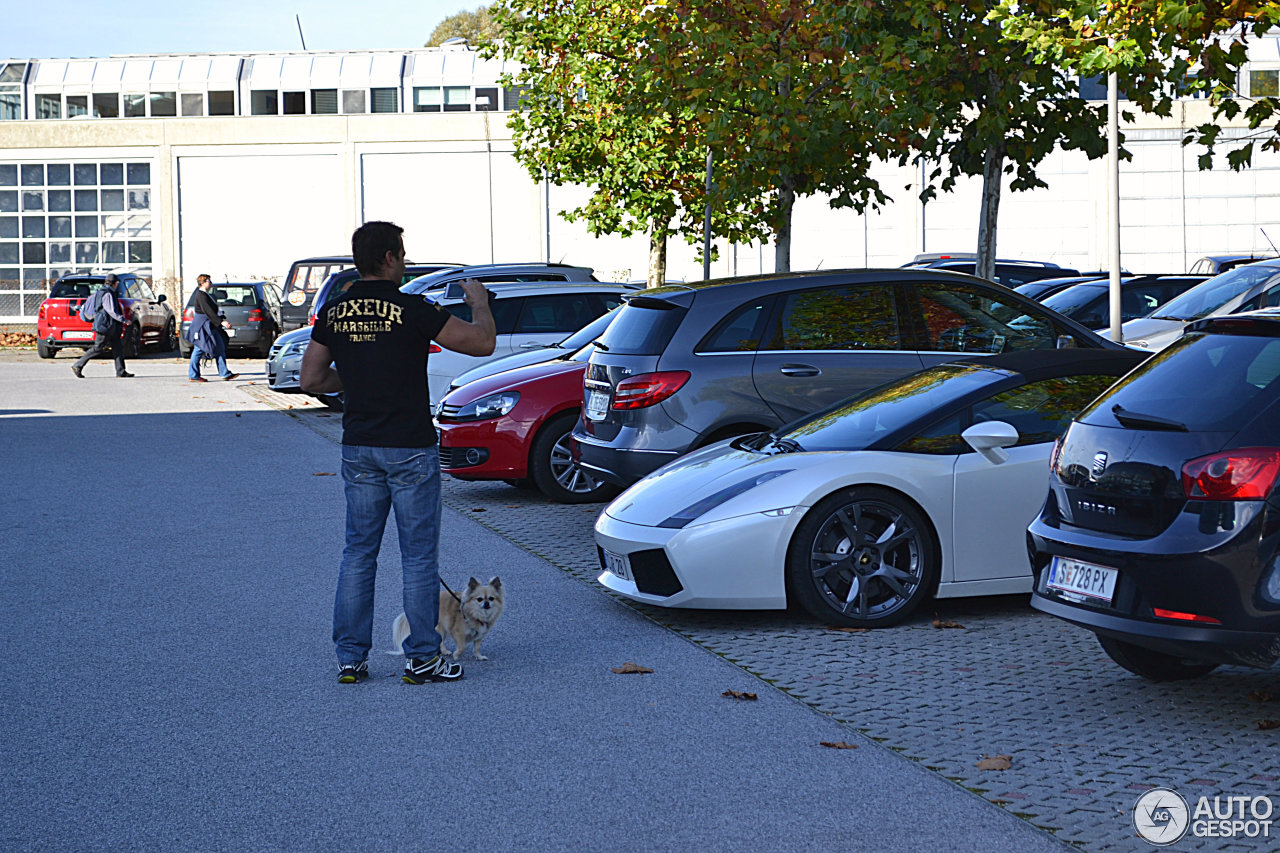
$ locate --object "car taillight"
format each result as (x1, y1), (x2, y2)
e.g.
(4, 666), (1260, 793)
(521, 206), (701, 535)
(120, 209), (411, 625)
(1152, 608), (1222, 624)
(1181, 448), (1280, 501)
(612, 371), (691, 410)
(308, 314), (317, 326)
(1049, 438), (1063, 475)
(38, 303), (46, 320)
(248, 309), (263, 322)
(429, 343), (442, 354)
(183, 308), (194, 321)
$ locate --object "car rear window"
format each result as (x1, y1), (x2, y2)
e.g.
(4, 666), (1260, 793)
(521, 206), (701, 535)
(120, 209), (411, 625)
(50, 280), (105, 298)
(209, 286), (259, 306)
(1151, 264), (1280, 321)
(595, 299), (687, 355)
(1079, 332), (1280, 431)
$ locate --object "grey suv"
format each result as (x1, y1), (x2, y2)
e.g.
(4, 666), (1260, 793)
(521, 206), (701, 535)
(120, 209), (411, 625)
(573, 268), (1122, 487)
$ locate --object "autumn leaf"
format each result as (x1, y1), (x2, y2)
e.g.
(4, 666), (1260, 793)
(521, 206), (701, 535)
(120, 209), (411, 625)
(820, 741), (859, 750)
(975, 754), (1012, 770)
(932, 619), (965, 629)
(612, 662), (654, 674)
(471, 507), (487, 512)
(312, 472), (336, 476)
(1257, 719), (1280, 730)
(1249, 691), (1275, 703)
(827, 626), (870, 633)
(722, 689), (758, 700)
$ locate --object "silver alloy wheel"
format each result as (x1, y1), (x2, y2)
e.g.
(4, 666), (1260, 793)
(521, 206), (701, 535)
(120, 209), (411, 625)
(549, 432), (603, 494)
(808, 498), (925, 621)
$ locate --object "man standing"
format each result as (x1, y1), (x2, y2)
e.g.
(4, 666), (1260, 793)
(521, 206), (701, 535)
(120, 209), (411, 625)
(188, 274), (238, 382)
(71, 273), (133, 379)
(301, 221), (495, 685)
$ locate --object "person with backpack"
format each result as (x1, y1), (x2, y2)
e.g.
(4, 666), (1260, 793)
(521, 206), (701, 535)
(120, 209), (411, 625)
(188, 274), (238, 383)
(71, 274), (133, 379)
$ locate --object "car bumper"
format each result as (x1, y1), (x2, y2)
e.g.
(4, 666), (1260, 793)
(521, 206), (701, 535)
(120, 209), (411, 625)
(593, 508), (791, 609)
(437, 418), (531, 480)
(268, 354), (304, 391)
(572, 429), (688, 487)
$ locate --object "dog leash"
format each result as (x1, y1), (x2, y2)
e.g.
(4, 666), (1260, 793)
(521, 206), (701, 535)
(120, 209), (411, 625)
(440, 577), (461, 603)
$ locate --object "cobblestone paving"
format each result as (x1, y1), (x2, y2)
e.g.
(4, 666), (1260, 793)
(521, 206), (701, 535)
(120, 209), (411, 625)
(244, 382), (1280, 851)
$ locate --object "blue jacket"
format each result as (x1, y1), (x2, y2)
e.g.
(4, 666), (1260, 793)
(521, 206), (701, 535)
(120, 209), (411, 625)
(189, 312), (226, 359)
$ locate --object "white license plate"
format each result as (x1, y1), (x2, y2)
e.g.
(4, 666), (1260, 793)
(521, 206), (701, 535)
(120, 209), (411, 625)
(64, 330), (94, 340)
(603, 549), (633, 582)
(586, 389), (610, 421)
(225, 328), (236, 337)
(1046, 556), (1118, 605)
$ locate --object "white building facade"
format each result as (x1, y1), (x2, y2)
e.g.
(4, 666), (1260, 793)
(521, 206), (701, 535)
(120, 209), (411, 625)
(3, 43), (1280, 324)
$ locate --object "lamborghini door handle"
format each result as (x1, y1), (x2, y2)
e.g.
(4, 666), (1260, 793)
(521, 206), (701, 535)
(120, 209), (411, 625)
(779, 364), (821, 377)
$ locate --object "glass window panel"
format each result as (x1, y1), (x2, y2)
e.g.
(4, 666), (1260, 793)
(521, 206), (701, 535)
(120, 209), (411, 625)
(474, 87), (498, 112)
(48, 216), (71, 238)
(0, 165), (14, 185)
(20, 165), (43, 186)
(123, 93), (146, 117)
(503, 85), (529, 111)
(24, 292), (45, 313)
(127, 163), (149, 186)
(128, 189), (150, 210)
(74, 163), (96, 185)
(444, 86), (470, 111)
(149, 91), (176, 117)
(915, 283), (1055, 353)
(47, 190), (71, 212)
(0, 64), (25, 83)
(250, 90), (277, 115)
(0, 93), (19, 121)
(128, 215), (151, 237)
(74, 190), (97, 211)
(371, 87), (398, 113)
(23, 242), (46, 264)
(0, 267), (19, 285)
(22, 267), (47, 284)
(0, 217), (15, 237)
(48, 242), (71, 263)
(102, 241), (125, 264)
(180, 92), (204, 116)
(93, 93), (119, 118)
(47, 164), (70, 186)
(21, 190), (43, 211)
(1251, 70), (1279, 98)
(101, 214), (127, 238)
(764, 286), (901, 351)
(100, 163), (124, 185)
(48, 267), (71, 283)
(413, 86), (442, 112)
(100, 189), (124, 211)
(282, 91), (305, 114)
(208, 90), (234, 115)
(128, 242), (151, 263)
(75, 242), (98, 263)
(342, 89), (366, 113)
(66, 95), (88, 117)
(311, 88), (337, 114)
(74, 215), (98, 237)
(0, 191), (15, 212)
(21, 216), (44, 238)
(36, 94), (62, 119)
(0, 243), (16, 263)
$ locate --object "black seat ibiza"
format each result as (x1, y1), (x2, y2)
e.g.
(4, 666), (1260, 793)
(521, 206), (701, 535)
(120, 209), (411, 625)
(1028, 310), (1280, 680)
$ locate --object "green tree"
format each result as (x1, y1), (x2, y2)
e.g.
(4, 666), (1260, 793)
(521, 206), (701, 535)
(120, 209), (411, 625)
(994, 1), (1280, 170)
(427, 4), (503, 46)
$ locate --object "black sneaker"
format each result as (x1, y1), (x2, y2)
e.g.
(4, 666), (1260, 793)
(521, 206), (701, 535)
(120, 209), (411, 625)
(402, 654), (464, 684)
(337, 660), (369, 684)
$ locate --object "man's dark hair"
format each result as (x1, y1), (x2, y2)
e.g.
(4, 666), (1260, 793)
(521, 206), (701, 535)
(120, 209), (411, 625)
(104, 273), (118, 285)
(352, 221), (405, 277)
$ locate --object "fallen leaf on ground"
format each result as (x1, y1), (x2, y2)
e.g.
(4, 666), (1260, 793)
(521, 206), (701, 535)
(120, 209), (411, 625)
(317, 414), (331, 418)
(235, 413), (241, 418)
(975, 754), (1012, 770)
(1257, 719), (1280, 730)
(722, 690), (757, 700)
(820, 741), (859, 750)
(313, 472), (336, 476)
(612, 662), (653, 674)
(471, 507), (486, 512)
(827, 626), (870, 633)
(1249, 690), (1274, 703)
(932, 619), (965, 629)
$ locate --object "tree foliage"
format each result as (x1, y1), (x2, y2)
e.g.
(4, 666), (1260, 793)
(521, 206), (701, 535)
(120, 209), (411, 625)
(994, 1), (1280, 170)
(427, 4), (503, 46)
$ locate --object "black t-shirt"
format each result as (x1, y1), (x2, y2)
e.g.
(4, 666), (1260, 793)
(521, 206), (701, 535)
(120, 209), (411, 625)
(311, 279), (450, 447)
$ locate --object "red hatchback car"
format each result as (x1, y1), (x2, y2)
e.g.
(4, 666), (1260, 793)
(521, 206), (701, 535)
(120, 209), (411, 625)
(436, 347), (616, 503)
(36, 273), (177, 359)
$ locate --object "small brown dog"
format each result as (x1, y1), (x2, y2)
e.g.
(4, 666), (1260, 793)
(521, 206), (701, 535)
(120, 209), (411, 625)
(436, 577), (504, 661)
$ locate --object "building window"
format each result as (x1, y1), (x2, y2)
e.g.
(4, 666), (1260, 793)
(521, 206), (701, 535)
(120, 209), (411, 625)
(371, 87), (398, 113)
(251, 90), (278, 115)
(208, 90), (234, 115)
(444, 86), (470, 112)
(474, 87), (498, 112)
(66, 95), (88, 118)
(0, 93), (18, 121)
(36, 94), (61, 119)
(180, 93), (204, 117)
(100, 163), (123, 186)
(282, 91), (305, 114)
(47, 164), (69, 186)
(92, 93), (119, 118)
(503, 85), (530, 111)
(342, 89), (366, 114)
(21, 165), (43, 187)
(150, 92), (176, 117)
(312, 89), (337, 114)
(124, 94), (147, 118)
(413, 87), (442, 112)
(1250, 69), (1279, 98)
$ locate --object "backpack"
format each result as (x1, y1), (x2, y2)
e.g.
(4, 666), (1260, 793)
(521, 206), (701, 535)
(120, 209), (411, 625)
(78, 289), (104, 323)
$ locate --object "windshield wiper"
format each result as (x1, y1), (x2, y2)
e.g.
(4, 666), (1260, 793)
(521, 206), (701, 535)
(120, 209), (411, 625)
(1111, 404), (1187, 431)
(590, 338), (610, 352)
(1149, 315), (1185, 321)
(771, 437), (804, 453)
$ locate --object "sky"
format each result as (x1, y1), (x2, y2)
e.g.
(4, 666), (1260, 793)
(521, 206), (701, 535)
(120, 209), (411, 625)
(3, 1), (485, 59)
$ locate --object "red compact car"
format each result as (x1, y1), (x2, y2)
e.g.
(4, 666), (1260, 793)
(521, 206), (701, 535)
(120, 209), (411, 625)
(436, 348), (617, 503)
(36, 273), (177, 359)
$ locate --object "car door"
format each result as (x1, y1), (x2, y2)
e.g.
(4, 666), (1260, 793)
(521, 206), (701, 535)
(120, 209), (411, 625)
(907, 280), (1061, 367)
(751, 282), (922, 423)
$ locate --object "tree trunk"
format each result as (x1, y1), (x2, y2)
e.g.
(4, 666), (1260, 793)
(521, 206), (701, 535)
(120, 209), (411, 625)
(975, 143), (1004, 283)
(775, 176), (795, 274)
(647, 227), (667, 289)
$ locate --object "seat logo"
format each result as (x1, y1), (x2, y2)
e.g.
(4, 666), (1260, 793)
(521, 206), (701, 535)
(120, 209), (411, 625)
(1092, 450), (1109, 477)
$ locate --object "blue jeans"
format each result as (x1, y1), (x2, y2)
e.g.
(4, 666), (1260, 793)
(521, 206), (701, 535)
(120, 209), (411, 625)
(189, 346), (231, 379)
(333, 444), (443, 665)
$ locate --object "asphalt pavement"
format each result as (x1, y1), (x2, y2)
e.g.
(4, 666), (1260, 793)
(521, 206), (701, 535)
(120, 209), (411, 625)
(0, 350), (1067, 852)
